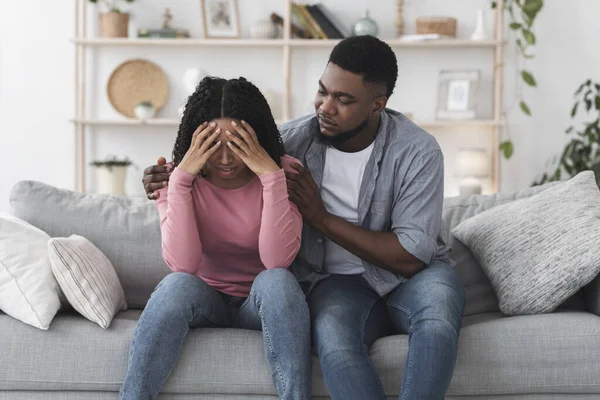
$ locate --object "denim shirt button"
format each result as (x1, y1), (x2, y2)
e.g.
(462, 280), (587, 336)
(317, 238), (323, 244)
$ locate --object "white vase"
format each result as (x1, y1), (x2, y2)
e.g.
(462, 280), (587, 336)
(250, 20), (278, 39)
(134, 103), (156, 120)
(182, 68), (205, 95)
(470, 9), (488, 41)
(95, 166), (127, 196)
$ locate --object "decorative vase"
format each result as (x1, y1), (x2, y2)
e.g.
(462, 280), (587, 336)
(250, 20), (279, 39)
(182, 68), (205, 94)
(95, 166), (127, 196)
(352, 11), (379, 37)
(134, 102), (156, 120)
(470, 9), (489, 41)
(99, 12), (129, 38)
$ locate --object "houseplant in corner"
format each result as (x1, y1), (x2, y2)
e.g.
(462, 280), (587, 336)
(534, 79), (600, 187)
(90, 156), (132, 196)
(89, 0), (136, 38)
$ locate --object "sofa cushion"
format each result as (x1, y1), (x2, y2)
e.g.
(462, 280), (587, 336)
(10, 181), (169, 309)
(452, 172), (600, 316)
(1, 310), (599, 397)
(442, 181), (566, 317)
(377, 311), (600, 397)
(48, 234), (128, 329)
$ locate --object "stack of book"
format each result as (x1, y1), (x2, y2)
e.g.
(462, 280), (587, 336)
(291, 3), (349, 39)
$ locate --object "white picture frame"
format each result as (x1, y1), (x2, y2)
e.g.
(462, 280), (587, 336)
(201, 0), (240, 39)
(436, 70), (481, 120)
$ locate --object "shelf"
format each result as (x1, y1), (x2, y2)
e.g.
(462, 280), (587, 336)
(71, 118), (501, 128)
(290, 39), (503, 48)
(72, 38), (503, 48)
(70, 118), (286, 126)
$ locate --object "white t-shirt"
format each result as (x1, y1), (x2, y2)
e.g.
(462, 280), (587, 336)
(321, 142), (375, 275)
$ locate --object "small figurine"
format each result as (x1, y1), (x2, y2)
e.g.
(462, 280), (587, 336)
(162, 8), (173, 30)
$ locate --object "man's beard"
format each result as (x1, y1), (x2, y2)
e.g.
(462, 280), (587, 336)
(316, 117), (369, 147)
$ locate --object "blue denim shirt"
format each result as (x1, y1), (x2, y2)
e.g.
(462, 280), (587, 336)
(280, 109), (453, 296)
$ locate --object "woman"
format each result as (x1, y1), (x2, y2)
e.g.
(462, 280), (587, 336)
(120, 77), (310, 400)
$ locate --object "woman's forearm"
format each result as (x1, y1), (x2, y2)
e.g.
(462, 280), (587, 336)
(258, 170), (302, 269)
(156, 168), (204, 274)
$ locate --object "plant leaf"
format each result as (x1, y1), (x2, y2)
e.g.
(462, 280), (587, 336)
(586, 100), (592, 111)
(521, 70), (537, 86)
(522, 0), (543, 19)
(522, 29), (536, 44)
(510, 22), (522, 30)
(595, 96), (600, 111)
(500, 140), (514, 159)
(565, 126), (574, 134)
(571, 103), (579, 118)
(575, 81), (589, 96)
(520, 101), (532, 115)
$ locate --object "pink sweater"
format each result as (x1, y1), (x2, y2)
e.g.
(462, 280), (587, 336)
(155, 155), (302, 297)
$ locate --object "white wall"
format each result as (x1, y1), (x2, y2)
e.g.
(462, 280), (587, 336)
(1, 0), (598, 211)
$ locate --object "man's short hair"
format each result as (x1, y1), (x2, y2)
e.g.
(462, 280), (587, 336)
(328, 35), (398, 98)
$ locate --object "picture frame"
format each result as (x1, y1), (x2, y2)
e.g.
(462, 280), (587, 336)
(436, 70), (481, 120)
(200, 0), (240, 39)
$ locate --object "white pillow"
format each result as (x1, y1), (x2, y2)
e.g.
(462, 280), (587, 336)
(0, 212), (61, 329)
(48, 234), (127, 329)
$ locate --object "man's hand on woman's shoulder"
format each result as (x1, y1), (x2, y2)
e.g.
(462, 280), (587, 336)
(142, 157), (172, 200)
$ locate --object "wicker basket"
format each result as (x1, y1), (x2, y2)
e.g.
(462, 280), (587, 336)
(107, 59), (169, 118)
(416, 17), (457, 37)
(100, 12), (129, 38)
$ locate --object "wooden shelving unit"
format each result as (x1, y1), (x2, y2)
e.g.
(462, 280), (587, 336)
(73, 0), (505, 193)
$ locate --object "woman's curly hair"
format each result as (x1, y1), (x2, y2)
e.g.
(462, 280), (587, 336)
(172, 76), (284, 168)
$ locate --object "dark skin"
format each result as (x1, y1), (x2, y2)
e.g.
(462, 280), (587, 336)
(285, 63), (424, 278)
(142, 63), (424, 277)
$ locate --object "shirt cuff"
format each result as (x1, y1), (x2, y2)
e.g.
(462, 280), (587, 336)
(395, 229), (438, 265)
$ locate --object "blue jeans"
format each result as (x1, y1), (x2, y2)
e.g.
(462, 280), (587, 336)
(120, 268), (311, 400)
(308, 261), (465, 400)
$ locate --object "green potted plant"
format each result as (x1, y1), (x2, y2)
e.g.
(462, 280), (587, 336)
(534, 79), (600, 187)
(89, 0), (135, 38)
(90, 156), (132, 196)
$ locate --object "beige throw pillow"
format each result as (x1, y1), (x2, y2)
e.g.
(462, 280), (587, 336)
(48, 235), (127, 328)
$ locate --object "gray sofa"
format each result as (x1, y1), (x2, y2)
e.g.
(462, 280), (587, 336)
(2, 180), (600, 400)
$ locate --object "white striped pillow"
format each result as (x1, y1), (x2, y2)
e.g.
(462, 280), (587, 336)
(48, 235), (127, 328)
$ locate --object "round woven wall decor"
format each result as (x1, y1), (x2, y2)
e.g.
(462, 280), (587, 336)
(107, 59), (169, 118)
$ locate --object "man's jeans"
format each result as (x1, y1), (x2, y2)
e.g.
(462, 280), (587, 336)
(308, 261), (465, 400)
(119, 268), (311, 400)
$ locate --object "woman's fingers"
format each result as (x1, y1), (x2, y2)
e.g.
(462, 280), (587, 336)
(226, 141), (246, 160)
(191, 122), (209, 148)
(225, 130), (249, 155)
(201, 140), (222, 161)
(198, 128), (221, 154)
(230, 121), (257, 150)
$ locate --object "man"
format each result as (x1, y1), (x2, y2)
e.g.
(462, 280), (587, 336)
(142, 36), (465, 400)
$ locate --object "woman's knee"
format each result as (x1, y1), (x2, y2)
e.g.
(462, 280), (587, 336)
(150, 272), (209, 312)
(251, 268), (307, 313)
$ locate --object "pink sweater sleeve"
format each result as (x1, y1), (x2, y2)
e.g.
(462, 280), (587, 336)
(155, 168), (203, 274)
(258, 166), (303, 269)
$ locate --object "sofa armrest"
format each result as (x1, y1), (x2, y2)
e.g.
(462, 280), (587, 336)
(585, 274), (600, 316)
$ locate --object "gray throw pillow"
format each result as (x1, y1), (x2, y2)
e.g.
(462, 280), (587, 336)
(451, 171), (600, 316)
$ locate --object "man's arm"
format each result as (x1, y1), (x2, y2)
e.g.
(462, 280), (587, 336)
(312, 214), (424, 277)
(286, 150), (444, 278)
